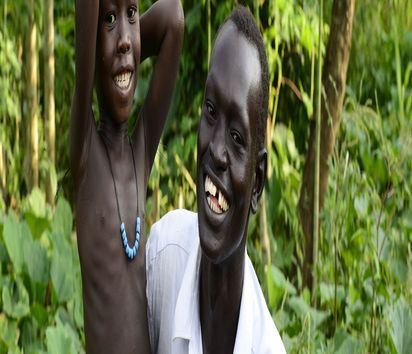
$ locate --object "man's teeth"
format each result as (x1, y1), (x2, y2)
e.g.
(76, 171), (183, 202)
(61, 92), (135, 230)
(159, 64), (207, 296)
(205, 175), (229, 213)
(114, 72), (132, 89)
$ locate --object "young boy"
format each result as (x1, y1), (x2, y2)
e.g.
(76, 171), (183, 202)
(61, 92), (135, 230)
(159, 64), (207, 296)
(146, 6), (285, 354)
(70, 0), (183, 353)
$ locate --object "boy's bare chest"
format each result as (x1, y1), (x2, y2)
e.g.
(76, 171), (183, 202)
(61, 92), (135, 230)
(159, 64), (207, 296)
(73, 139), (150, 352)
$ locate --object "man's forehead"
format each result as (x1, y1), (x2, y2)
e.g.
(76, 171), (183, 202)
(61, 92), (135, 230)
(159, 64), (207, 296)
(210, 22), (261, 91)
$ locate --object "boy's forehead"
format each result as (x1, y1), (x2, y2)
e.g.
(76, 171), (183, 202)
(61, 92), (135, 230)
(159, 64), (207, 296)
(100, 0), (138, 7)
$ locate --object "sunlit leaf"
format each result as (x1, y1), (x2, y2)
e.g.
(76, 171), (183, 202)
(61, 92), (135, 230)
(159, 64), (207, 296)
(389, 297), (412, 354)
(2, 277), (30, 320)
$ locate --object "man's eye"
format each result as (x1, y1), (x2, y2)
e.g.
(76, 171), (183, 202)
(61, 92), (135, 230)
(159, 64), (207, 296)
(128, 6), (137, 19)
(231, 130), (244, 146)
(106, 13), (116, 24)
(205, 101), (215, 118)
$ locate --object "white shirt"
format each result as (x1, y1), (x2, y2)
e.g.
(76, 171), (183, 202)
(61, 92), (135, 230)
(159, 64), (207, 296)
(146, 209), (286, 354)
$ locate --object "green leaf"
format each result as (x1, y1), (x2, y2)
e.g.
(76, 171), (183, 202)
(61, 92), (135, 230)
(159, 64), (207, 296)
(333, 328), (359, 354)
(389, 297), (412, 354)
(24, 212), (50, 240)
(288, 296), (329, 329)
(46, 317), (82, 354)
(24, 236), (49, 284)
(51, 198), (73, 240)
(354, 195), (368, 217)
(46, 324), (74, 354)
(26, 188), (47, 218)
(30, 303), (49, 328)
(0, 314), (19, 347)
(2, 277), (30, 319)
(50, 241), (74, 303)
(2, 213), (24, 274)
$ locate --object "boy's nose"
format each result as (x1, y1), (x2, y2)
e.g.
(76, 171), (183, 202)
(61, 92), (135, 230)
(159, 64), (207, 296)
(117, 23), (131, 54)
(118, 35), (131, 54)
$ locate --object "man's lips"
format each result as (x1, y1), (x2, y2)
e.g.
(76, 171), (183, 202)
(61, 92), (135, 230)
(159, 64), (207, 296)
(204, 174), (230, 214)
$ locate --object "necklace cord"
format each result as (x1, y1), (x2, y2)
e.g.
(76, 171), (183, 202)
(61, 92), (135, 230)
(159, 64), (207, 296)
(101, 137), (139, 224)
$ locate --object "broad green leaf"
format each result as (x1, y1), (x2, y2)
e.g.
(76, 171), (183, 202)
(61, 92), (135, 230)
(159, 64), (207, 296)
(26, 188), (47, 218)
(46, 317), (82, 354)
(30, 303), (49, 328)
(0, 314), (19, 347)
(52, 198), (73, 240)
(24, 212), (50, 240)
(288, 296), (329, 329)
(20, 317), (40, 352)
(24, 237), (49, 284)
(354, 195), (368, 217)
(2, 277), (30, 319)
(333, 328), (359, 354)
(2, 213), (24, 274)
(46, 323), (75, 354)
(50, 244), (74, 303)
(389, 297), (412, 354)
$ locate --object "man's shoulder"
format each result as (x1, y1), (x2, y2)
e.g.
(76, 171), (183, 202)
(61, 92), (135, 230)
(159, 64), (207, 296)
(147, 209), (198, 260)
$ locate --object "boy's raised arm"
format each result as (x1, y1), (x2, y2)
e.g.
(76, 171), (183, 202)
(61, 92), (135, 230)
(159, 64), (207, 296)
(136, 0), (184, 173)
(70, 0), (99, 179)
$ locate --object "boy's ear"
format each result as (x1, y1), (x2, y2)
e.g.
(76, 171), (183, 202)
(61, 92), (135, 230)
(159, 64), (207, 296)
(251, 148), (267, 214)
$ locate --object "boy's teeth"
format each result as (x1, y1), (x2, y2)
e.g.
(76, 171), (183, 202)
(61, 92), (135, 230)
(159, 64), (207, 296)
(204, 175), (229, 213)
(114, 71), (131, 89)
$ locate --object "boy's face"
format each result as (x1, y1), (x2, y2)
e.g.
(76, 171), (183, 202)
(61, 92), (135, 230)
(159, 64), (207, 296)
(96, 0), (140, 124)
(197, 22), (262, 264)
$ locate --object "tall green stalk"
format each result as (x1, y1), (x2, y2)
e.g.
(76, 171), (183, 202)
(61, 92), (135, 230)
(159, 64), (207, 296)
(207, 0), (211, 67)
(312, 0), (323, 303)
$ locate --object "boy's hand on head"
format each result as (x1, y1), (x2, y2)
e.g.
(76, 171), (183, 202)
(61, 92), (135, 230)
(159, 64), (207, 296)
(132, 0), (184, 177)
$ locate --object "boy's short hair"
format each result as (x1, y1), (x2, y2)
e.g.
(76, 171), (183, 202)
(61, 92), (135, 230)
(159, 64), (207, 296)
(226, 5), (269, 152)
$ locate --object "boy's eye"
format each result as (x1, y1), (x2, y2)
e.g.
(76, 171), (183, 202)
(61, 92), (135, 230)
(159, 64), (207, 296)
(127, 6), (137, 19)
(106, 13), (116, 25)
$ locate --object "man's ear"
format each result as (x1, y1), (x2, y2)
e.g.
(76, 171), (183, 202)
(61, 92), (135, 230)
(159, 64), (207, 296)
(251, 149), (267, 214)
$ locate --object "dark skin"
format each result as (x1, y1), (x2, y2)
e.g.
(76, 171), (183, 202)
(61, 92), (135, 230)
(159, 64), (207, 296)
(196, 22), (267, 354)
(70, 0), (183, 353)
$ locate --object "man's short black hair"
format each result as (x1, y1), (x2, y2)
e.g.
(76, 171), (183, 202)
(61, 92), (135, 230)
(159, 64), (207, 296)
(225, 5), (269, 152)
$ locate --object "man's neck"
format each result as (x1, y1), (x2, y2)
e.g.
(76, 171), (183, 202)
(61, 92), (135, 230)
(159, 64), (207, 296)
(199, 244), (245, 354)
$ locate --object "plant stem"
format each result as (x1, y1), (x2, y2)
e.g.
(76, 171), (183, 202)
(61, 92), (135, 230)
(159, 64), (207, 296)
(207, 0), (211, 67)
(312, 0), (323, 304)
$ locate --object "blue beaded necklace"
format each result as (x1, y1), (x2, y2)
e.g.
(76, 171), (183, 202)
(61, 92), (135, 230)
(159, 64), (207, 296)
(102, 137), (140, 260)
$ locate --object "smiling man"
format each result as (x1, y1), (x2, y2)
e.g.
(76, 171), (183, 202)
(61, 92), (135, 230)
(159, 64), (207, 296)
(146, 6), (285, 354)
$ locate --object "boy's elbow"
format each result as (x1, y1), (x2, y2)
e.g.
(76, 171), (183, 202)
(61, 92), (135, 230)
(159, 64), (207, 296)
(170, 0), (184, 39)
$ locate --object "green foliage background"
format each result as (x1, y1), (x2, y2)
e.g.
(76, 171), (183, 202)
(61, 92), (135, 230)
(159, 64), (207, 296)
(0, 0), (411, 352)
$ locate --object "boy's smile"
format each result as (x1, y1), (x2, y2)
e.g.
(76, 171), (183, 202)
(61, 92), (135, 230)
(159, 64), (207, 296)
(197, 21), (261, 264)
(114, 70), (133, 90)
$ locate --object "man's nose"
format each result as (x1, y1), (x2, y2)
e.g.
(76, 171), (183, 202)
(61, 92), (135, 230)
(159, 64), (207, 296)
(210, 121), (228, 171)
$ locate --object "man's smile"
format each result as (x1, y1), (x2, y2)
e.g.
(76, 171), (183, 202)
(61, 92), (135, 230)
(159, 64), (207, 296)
(113, 70), (133, 90)
(205, 174), (230, 214)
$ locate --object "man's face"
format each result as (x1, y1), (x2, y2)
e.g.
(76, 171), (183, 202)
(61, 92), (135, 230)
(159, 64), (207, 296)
(96, 0), (140, 124)
(197, 22), (262, 264)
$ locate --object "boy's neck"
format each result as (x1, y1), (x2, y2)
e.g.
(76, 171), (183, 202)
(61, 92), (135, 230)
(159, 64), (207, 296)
(98, 113), (130, 155)
(199, 242), (246, 354)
